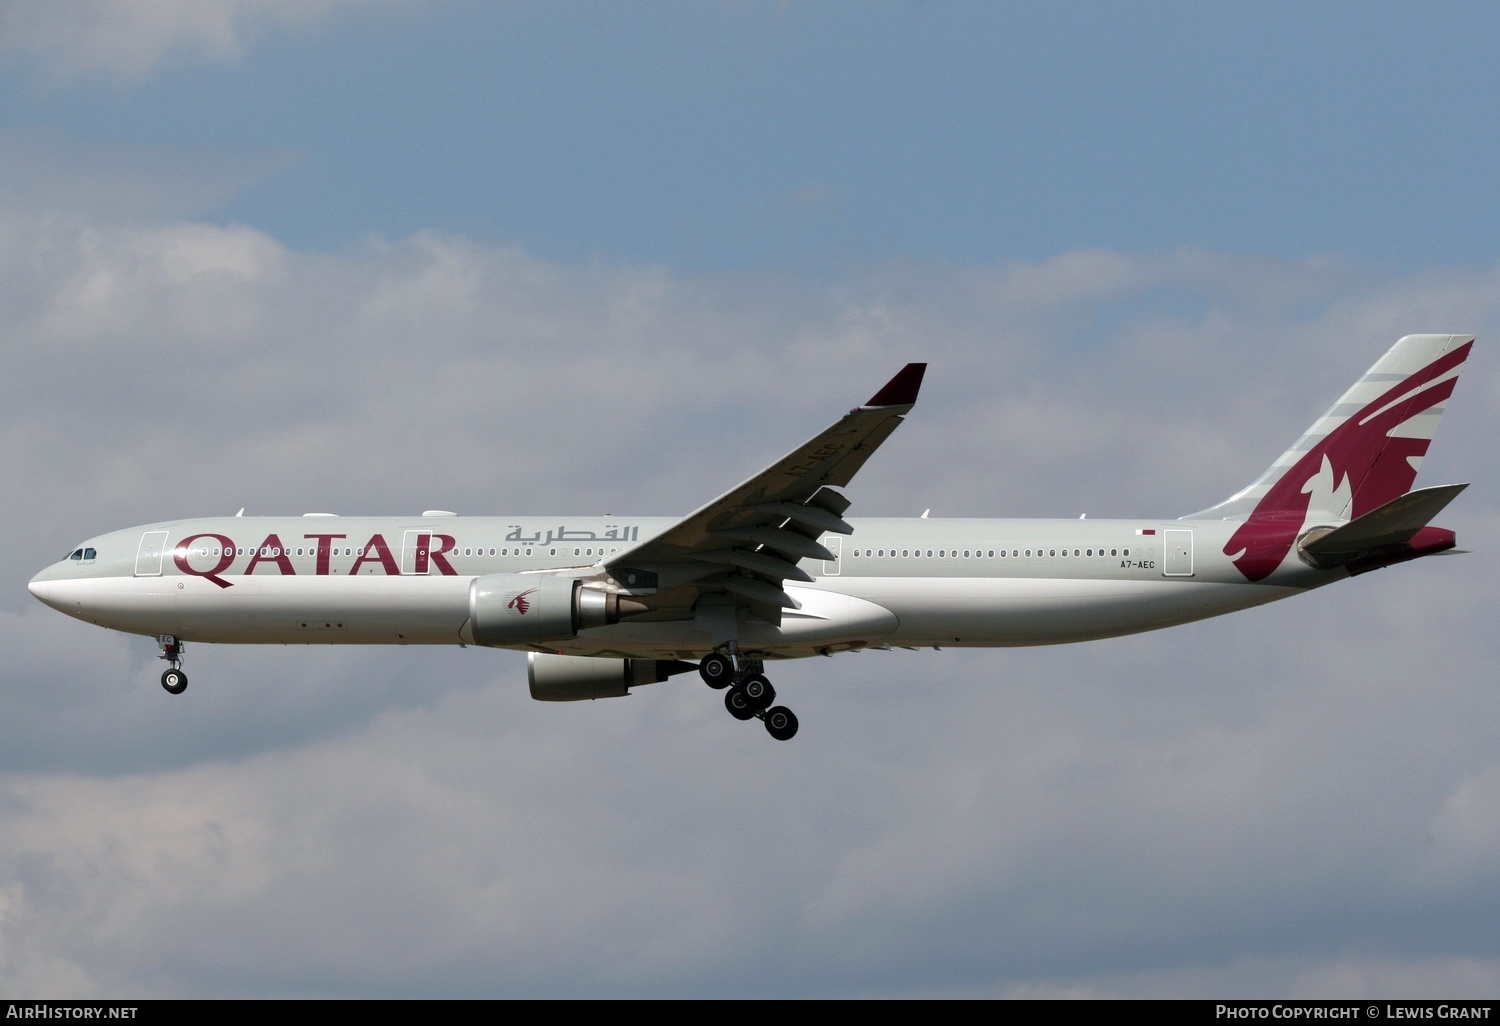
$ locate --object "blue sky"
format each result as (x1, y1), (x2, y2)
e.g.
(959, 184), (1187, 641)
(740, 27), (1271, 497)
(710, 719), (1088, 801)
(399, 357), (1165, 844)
(8, 1), (1500, 270)
(3, 0), (1500, 999)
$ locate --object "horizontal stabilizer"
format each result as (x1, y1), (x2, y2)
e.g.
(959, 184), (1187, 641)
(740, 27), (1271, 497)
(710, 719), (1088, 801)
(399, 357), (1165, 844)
(1302, 483), (1464, 573)
(1303, 483), (1467, 558)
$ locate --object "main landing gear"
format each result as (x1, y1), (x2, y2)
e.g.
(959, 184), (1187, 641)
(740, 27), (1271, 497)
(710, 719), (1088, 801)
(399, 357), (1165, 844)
(699, 647), (799, 741)
(158, 635), (187, 694)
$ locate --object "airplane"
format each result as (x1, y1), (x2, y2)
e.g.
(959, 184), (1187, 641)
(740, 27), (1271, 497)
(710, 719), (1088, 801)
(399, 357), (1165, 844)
(28, 333), (1473, 741)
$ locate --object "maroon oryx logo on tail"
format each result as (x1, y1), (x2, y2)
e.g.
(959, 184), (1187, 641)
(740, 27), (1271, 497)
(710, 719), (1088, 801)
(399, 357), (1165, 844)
(1226, 340), (1471, 582)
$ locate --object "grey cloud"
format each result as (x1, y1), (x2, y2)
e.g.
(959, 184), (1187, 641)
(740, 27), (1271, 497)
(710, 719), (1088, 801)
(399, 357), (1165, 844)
(4, 198), (1500, 995)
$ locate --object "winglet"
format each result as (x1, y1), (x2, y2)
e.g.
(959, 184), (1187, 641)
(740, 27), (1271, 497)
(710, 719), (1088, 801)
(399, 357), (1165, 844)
(864, 363), (927, 407)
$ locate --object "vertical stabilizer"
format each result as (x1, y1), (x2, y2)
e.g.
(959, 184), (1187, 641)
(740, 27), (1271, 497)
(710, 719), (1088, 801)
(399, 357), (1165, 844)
(1187, 334), (1473, 581)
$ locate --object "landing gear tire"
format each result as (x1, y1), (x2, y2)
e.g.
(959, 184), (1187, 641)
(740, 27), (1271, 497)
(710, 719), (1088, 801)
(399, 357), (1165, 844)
(157, 635), (187, 694)
(725, 686), (757, 721)
(763, 706), (798, 741)
(740, 674), (775, 712)
(699, 652), (734, 689)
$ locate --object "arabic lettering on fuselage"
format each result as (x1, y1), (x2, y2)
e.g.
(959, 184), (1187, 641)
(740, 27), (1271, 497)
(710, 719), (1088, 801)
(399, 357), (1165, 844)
(503, 524), (639, 546)
(166, 525), (639, 590)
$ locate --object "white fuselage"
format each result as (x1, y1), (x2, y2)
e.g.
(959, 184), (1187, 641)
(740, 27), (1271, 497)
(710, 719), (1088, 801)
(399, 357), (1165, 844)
(28, 513), (1328, 661)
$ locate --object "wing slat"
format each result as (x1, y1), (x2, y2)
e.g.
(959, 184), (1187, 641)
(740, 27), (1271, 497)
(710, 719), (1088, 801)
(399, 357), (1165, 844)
(602, 364), (925, 622)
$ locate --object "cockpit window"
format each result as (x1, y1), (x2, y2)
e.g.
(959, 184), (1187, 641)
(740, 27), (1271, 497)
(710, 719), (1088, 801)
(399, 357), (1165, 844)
(69, 549), (83, 560)
(66, 548), (97, 562)
(84, 548), (97, 560)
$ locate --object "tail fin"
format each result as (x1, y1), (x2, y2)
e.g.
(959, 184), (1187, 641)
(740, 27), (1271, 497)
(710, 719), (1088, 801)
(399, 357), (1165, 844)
(1187, 334), (1474, 581)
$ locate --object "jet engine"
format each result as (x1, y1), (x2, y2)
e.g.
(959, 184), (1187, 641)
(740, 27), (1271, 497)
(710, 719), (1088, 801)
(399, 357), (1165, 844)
(527, 652), (698, 701)
(469, 573), (638, 647)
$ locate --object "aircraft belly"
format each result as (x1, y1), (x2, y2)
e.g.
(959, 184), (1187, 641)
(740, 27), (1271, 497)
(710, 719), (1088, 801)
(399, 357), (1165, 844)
(835, 576), (1298, 645)
(42, 575), (473, 644)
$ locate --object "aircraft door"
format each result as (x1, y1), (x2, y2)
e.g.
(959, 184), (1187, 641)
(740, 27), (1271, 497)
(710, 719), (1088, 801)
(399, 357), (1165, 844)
(1163, 529), (1194, 577)
(402, 530), (431, 575)
(821, 535), (841, 577)
(134, 531), (169, 576)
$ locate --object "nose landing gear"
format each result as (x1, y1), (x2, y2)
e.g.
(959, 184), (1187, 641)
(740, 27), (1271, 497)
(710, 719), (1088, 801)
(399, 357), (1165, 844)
(703, 647), (798, 740)
(157, 635), (187, 694)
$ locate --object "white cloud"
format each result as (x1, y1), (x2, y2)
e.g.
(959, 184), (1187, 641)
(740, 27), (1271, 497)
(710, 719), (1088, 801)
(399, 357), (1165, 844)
(0, 129), (297, 222)
(0, 0), (399, 83)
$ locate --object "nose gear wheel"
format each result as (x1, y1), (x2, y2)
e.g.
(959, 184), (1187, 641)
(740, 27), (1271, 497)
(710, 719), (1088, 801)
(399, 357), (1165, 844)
(157, 635), (188, 695)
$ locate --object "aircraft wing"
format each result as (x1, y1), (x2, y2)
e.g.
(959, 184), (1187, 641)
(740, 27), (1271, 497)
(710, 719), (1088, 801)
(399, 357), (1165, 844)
(605, 363), (925, 620)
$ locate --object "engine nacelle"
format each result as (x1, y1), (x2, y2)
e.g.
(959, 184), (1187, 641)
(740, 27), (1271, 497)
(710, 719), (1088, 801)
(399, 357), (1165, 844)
(469, 573), (627, 647)
(527, 652), (697, 702)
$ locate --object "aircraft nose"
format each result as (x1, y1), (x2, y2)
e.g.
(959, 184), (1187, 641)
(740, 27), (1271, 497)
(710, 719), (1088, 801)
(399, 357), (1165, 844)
(28, 573), (53, 605)
(28, 565), (66, 610)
